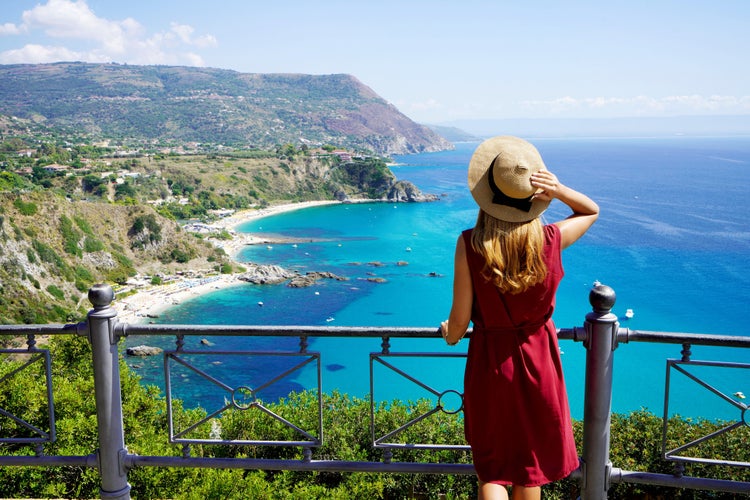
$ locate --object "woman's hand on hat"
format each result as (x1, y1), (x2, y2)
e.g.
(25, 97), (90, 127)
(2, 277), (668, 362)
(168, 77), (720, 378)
(530, 170), (561, 201)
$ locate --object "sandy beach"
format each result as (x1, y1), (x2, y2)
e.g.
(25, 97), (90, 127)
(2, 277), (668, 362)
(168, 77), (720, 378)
(112, 200), (348, 322)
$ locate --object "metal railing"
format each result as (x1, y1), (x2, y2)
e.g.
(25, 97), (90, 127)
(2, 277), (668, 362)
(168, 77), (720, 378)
(0, 283), (749, 499)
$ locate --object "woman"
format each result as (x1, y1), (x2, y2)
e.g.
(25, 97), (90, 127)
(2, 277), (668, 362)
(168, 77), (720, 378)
(440, 136), (599, 500)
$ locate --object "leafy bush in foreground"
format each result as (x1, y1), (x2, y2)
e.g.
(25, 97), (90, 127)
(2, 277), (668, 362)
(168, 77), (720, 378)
(0, 335), (748, 498)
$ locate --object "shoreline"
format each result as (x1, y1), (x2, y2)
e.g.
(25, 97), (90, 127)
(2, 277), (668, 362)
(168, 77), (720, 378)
(208, 200), (344, 259)
(113, 200), (357, 323)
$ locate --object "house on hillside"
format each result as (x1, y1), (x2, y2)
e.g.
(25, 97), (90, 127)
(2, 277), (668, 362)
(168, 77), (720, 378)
(43, 163), (69, 174)
(332, 150), (353, 162)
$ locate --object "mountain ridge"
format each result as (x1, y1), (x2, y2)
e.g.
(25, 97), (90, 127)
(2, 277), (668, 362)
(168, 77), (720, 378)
(0, 62), (452, 155)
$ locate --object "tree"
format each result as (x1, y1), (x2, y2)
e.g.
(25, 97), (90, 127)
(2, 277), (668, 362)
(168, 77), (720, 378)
(115, 182), (137, 201)
(81, 174), (104, 193)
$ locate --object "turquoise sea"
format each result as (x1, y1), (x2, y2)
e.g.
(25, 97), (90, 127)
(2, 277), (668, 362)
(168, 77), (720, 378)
(127, 137), (750, 421)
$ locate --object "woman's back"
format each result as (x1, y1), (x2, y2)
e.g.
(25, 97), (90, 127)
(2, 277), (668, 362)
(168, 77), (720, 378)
(464, 224), (563, 331)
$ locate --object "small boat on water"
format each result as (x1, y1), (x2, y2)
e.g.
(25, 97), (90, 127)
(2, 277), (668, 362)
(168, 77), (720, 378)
(624, 308), (634, 319)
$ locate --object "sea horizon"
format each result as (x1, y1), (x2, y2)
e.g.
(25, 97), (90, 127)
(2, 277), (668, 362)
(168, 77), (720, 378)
(126, 136), (750, 421)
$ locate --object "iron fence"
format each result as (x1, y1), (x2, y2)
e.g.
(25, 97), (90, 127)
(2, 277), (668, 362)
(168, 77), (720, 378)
(0, 283), (748, 499)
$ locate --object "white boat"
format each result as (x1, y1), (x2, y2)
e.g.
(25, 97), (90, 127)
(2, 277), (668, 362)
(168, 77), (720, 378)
(624, 308), (634, 319)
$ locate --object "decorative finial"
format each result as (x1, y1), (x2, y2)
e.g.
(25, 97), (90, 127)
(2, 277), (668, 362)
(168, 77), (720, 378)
(88, 284), (115, 308)
(589, 283), (616, 313)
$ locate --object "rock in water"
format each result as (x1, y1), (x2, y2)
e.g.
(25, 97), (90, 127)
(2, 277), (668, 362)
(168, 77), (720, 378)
(126, 345), (164, 356)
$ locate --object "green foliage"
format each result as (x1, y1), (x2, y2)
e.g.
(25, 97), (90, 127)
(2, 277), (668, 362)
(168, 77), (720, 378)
(105, 251), (136, 284)
(114, 181), (136, 201)
(213, 229), (233, 240)
(604, 410), (750, 499)
(169, 247), (193, 263)
(129, 214), (162, 249)
(252, 174), (270, 191)
(73, 215), (94, 235)
(0, 335), (749, 500)
(112, 251), (134, 269)
(74, 265), (94, 286)
(32, 239), (59, 264)
(81, 174), (104, 193)
(83, 236), (104, 252)
(0, 174), (217, 323)
(59, 215), (82, 256)
(46, 284), (65, 300)
(330, 157), (395, 199)
(13, 197), (38, 215)
(0, 171), (32, 191)
(31, 238), (73, 281)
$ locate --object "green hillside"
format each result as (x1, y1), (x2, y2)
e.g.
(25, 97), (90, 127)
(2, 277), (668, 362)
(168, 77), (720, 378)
(0, 62), (452, 155)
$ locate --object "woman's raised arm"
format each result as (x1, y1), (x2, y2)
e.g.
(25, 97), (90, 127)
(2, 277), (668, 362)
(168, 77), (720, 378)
(531, 170), (599, 249)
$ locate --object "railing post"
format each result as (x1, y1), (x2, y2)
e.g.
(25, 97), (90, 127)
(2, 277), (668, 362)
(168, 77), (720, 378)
(580, 284), (619, 500)
(87, 284), (131, 500)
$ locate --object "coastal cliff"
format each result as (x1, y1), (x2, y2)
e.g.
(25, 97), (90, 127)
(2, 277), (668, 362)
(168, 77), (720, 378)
(0, 150), (436, 325)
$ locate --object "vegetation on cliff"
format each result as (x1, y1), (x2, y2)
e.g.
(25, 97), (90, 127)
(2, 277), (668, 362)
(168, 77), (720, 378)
(0, 138), (436, 325)
(0, 188), (221, 324)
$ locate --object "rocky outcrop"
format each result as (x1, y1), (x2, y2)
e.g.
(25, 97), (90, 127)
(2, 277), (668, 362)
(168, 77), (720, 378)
(330, 160), (438, 202)
(237, 264), (297, 285)
(126, 345), (163, 356)
(288, 272), (348, 288)
(386, 180), (439, 203)
(237, 264), (346, 287)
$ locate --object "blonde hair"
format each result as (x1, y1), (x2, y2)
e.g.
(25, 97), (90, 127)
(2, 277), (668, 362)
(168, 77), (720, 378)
(470, 210), (547, 294)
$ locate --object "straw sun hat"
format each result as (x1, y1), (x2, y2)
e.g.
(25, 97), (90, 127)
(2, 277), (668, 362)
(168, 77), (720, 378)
(468, 136), (551, 223)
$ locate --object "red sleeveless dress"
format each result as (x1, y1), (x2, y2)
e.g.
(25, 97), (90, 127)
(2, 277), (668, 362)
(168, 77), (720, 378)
(462, 224), (579, 486)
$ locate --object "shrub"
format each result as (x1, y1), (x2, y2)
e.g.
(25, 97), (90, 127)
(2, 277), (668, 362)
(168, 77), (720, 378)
(32, 239), (62, 266)
(83, 236), (104, 252)
(13, 197), (38, 216)
(46, 284), (65, 300)
(129, 214), (162, 249)
(0, 351), (747, 499)
(59, 215), (82, 256)
(73, 215), (94, 235)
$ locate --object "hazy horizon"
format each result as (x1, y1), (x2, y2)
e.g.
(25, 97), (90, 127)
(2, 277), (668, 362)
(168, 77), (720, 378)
(436, 114), (750, 139)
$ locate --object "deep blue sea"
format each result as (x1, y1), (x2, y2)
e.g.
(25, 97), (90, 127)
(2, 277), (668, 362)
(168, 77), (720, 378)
(127, 137), (750, 421)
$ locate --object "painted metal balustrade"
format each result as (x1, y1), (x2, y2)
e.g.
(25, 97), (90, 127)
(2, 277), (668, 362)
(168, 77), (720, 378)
(0, 283), (749, 499)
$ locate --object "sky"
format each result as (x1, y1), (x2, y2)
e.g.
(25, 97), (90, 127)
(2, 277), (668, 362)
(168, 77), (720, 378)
(0, 0), (749, 125)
